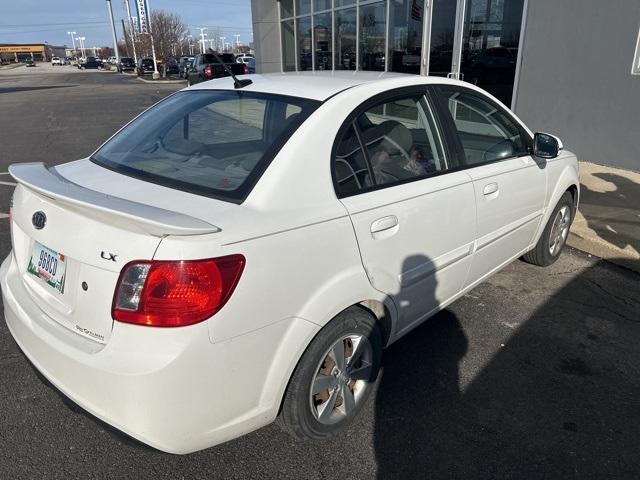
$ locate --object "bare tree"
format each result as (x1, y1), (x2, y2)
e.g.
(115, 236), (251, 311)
(120, 10), (188, 60)
(149, 10), (188, 60)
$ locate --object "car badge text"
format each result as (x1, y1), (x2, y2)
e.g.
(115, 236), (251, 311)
(101, 251), (118, 262)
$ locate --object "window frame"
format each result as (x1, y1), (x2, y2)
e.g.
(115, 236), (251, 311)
(430, 84), (533, 169)
(331, 85), (455, 199)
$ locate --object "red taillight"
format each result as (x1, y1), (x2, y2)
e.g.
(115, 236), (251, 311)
(112, 255), (245, 327)
(204, 65), (213, 78)
(243, 64), (249, 74)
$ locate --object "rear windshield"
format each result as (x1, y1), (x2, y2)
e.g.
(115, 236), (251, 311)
(92, 91), (320, 202)
(202, 53), (235, 64)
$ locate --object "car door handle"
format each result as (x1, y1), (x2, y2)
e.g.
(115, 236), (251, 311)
(371, 215), (399, 234)
(483, 183), (499, 195)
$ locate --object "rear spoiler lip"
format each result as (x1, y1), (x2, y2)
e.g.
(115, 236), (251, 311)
(9, 162), (221, 237)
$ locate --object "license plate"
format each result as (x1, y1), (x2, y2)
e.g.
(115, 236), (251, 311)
(27, 242), (66, 294)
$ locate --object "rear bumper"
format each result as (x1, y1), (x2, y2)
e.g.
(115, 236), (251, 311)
(1, 253), (316, 453)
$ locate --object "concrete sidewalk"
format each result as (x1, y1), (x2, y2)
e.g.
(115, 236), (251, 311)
(568, 161), (640, 272)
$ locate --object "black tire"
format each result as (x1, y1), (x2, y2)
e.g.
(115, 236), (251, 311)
(277, 306), (382, 441)
(522, 191), (574, 267)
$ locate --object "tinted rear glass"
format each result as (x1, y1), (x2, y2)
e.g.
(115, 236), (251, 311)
(92, 91), (320, 202)
(202, 53), (235, 64)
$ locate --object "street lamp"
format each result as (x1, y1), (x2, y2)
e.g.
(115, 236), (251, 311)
(198, 28), (207, 53)
(76, 36), (86, 60)
(67, 31), (76, 57)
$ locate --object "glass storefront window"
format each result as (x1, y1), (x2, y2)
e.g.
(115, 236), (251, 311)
(359, 1), (387, 71)
(335, 0), (356, 7)
(314, 12), (333, 70)
(296, 0), (311, 16)
(460, 0), (524, 105)
(389, 0), (424, 74)
(297, 16), (313, 71)
(282, 19), (296, 71)
(428, 0), (457, 77)
(335, 7), (357, 70)
(314, 0), (332, 12)
(281, 0), (294, 19)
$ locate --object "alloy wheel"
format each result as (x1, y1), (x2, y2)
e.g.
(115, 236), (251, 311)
(549, 205), (571, 256)
(309, 334), (373, 425)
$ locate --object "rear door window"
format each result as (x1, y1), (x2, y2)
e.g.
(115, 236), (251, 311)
(92, 91), (319, 202)
(333, 92), (448, 196)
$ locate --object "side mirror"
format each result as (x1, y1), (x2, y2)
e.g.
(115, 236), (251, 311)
(533, 132), (563, 159)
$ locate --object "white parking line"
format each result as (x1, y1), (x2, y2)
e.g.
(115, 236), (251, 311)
(0, 213), (9, 219)
(0, 181), (17, 186)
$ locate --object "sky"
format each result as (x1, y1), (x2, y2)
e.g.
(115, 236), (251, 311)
(0, 0), (253, 49)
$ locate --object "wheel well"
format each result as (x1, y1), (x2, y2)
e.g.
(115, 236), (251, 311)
(567, 184), (579, 220)
(357, 300), (393, 347)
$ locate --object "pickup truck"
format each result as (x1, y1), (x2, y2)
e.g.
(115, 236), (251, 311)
(186, 53), (248, 86)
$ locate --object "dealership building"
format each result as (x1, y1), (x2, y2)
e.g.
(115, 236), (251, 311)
(0, 44), (67, 63)
(251, 0), (640, 170)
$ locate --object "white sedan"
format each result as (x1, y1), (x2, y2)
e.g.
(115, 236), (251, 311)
(1, 72), (579, 453)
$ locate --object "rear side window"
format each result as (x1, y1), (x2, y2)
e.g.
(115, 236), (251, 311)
(437, 87), (529, 165)
(334, 125), (371, 196)
(92, 91), (319, 202)
(333, 93), (448, 196)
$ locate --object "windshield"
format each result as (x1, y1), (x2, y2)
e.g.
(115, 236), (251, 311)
(92, 91), (320, 202)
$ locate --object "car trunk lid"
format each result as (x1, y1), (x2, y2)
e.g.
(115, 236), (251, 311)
(9, 162), (220, 344)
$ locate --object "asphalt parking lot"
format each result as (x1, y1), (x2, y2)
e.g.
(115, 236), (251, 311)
(0, 64), (639, 480)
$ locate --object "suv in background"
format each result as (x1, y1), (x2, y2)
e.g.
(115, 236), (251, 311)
(117, 57), (136, 73)
(187, 52), (248, 86)
(136, 58), (155, 76)
(178, 56), (195, 78)
(51, 57), (62, 66)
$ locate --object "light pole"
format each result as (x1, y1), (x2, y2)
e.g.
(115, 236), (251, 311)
(188, 34), (194, 55)
(106, 0), (120, 63)
(198, 28), (207, 53)
(67, 31), (77, 58)
(123, 0), (138, 63)
(220, 37), (226, 52)
(76, 36), (86, 60)
(143, 0), (160, 79)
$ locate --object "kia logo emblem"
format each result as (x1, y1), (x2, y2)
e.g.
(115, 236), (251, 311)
(32, 211), (47, 230)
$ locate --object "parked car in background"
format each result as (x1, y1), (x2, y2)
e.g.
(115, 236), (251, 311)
(107, 56), (117, 65)
(117, 57), (136, 73)
(247, 57), (256, 74)
(164, 59), (180, 76)
(24, 58), (35, 67)
(51, 57), (62, 66)
(136, 57), (155, 76)
(235, 54), (254, 64)
(79, 57), (102, 70)
(2, 72), (579, 454)
(186, 52), (248, 86)
(178, 56), (195, 78)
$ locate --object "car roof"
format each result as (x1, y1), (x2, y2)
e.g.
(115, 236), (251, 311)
(184, 71), (466, 101)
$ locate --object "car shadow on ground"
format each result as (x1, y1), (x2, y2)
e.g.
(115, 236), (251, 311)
(579, 172), (640, 256)
(373, 256), (640, 479)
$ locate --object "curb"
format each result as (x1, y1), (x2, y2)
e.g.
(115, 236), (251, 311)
(136, 76), (187, 85)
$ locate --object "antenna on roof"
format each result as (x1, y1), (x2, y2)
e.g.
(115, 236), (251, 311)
(210, 50), (252, 89)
